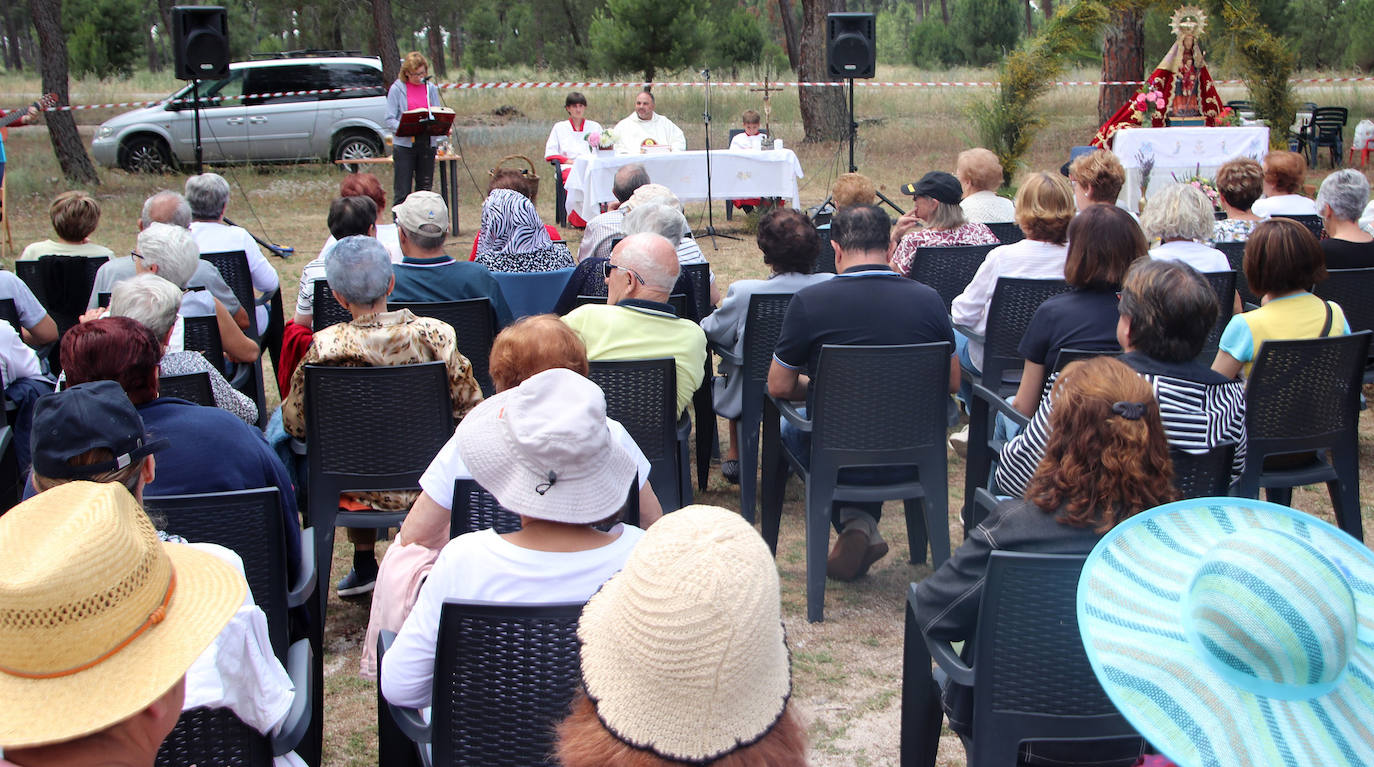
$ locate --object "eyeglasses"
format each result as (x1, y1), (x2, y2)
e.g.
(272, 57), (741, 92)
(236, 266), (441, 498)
(129, 250), (144, 261)
(603, 260), (645, 285)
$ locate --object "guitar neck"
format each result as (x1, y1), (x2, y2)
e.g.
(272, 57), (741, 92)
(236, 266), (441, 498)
(1, 94), (56, 129)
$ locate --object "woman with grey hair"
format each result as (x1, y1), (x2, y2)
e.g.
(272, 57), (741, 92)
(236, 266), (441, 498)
(889, 171), (998, 277)
(624, 201), (720, 304)
(185, 172), (280, 332)
(109, 273), (258, 426)
(1316, 169), (1374, 269)
(280, 235), (484, 596)
(1141, 183), (1229, 272)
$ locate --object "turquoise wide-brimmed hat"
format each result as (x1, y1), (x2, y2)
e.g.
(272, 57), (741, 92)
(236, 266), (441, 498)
(1077, 498), (1373, 767)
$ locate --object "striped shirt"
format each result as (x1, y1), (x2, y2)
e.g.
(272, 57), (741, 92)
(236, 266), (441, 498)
(996, 352), (1246, 498)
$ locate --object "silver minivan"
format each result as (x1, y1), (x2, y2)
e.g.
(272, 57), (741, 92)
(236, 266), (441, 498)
(91, 55), (390, 172)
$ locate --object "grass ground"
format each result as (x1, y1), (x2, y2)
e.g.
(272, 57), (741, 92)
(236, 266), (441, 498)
(2, 66), (1371, 766)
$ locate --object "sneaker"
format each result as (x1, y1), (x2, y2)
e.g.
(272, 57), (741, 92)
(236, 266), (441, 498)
(336, 567), (376, 597)
(948, 424), (970, 459)
(720, 459), (741, 485)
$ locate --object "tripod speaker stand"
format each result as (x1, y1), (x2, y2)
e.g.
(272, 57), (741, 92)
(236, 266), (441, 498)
(699, 68), (740, 248)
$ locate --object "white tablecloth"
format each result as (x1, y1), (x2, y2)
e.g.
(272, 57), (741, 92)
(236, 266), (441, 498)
(564, 149), (804, 222)
(1112, 126), (1270, 213)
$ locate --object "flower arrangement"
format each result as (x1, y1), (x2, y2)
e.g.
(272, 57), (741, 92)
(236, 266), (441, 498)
(1214, 105), (1242, 127)
(586, 129), (616, 150)
(1132, 86), (1167, 123)
(1172, 164), (1220, 208)
(1135, 150), (1156, 207)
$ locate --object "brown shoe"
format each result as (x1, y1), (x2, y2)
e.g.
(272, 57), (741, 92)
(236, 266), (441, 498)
(827, 528), (870, 581)
(854, 539), (890, 578)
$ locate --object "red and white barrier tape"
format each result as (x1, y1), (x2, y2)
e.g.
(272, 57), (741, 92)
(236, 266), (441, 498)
(34, 76), (1374, 112)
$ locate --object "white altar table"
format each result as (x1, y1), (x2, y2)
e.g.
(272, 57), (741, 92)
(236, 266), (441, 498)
(564, 149), (804, 223)
(1112, 126), (1270, 213)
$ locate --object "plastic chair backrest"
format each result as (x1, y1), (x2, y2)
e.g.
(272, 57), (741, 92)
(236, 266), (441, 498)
(984, 221), (1024, 245)
(389, 298), (496, 396)
(145, 488), (291, 660)
(156, 707), (272, 767)
(15, 255), (107, 334)
(1170, 442), (1237, 499)
(492, 267), (575, 320)
(908, 244), (997, 312)
(0, 298), (20, 336)
(965, 551), (1136, 767)
(588, 358), (680, 509)
(450, 478), (522, 536)
(1214, 240), (1260, 307)
(1275, 214), (1325, 241)
(312, 279), (352, 332)
(1200, 270), (1237, 361)
(181, 314), (226, 368)
(429, 600), (584, 767)
(1245, 331), (1371, 449)
(158, 371), (215, 407)
(811, 343), (951, 460)
(981, 278), (1072, 384)
(201, 250), (257, 334)
(676, 262), (713, 321)
(815, 224), (836, 274)
(1314, 268), (1374, 341)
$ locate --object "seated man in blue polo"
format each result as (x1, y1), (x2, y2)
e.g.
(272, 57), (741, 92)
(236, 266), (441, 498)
(561, 232), (706, 416)
(768, 204), (960, 581)
(389, 191), (514, 328)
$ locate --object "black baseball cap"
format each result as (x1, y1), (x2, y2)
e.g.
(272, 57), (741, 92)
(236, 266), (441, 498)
(900, 171), (962, 205)
(30, 381), (168, 479)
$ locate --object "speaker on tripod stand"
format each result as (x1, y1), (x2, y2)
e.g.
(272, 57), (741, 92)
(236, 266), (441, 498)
(172, 6), (229, 173)
(822, 12), (901, 214)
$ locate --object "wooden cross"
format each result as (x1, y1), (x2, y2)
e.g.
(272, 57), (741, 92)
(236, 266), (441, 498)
(750, 76), (784, 138)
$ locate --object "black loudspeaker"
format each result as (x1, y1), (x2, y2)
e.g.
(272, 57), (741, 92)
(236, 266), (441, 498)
(826, 12), (876, 79)
(172, 6), (230, 81)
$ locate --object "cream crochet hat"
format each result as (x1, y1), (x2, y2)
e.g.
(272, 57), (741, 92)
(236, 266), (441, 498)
(577, 505), (791, 762)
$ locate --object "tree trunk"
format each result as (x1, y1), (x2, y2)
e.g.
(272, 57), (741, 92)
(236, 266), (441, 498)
(914, 0), (924, 22)
(776, 0), (800, 71)
(1043, 0), (1053, 21)
(798, 0), (847, 143)
(1098, 5), (1144, 125)
(371, 0), (401, 83)
(427, 22), (445, 77)
(1023, 0), (1032, 35)
(145, 20), (160, 72)
(939, 0), (948, 25)
(4, 0), (23, 70)
(27, 0), (98, 184)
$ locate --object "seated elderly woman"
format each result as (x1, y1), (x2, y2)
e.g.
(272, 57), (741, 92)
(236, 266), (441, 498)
(1141, 183), (1230, 273)
(1251, 150), (1318, 218)
(109, 272), (258, 426)
(831, 172), (877, 210)
(359, 313), (662, 677)
(1212, 157), (1265, 243)
(185, 172), (280, 332)
(1316, 168), (1374, 268)
(1213, 218), (1350, 380)
(1010, 204), (1144, 418)
(323, 172), (401, 260)
(918, 356), (1174, 766)
(471, 183), (573, 273)
(468, 168), (564, 259)
(701, 208), (832, 484)
(889, 171), (999, 276)
(281, 235), (483, 596)
(380, 367), (646, 708)
(998, 258), (1247, 497)
(1067, 149), (1127, 211)
(956, 148), (1014, 223)
(624, 202), (720, 305)
(555, 506), (806, 767)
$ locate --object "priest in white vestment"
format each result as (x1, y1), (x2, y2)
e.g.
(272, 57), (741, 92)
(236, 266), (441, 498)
(613, 90), (687, 155)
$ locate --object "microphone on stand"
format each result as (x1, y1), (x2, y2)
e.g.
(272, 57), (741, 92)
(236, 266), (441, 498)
(700, 68), (711, 79)
(422, 75), (433, 82)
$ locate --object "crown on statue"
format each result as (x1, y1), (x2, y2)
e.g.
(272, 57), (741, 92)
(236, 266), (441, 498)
(1169, 6), (1208, 38)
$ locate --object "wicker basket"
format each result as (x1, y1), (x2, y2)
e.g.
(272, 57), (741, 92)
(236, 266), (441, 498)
(488, 154), (540, 200)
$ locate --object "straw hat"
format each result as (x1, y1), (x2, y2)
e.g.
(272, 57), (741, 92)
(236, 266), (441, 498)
(1077, 498), (1374, 767)
(455, 368), (638, 525)
(0, 481), (244, 748)
(577, 505), (791, 762)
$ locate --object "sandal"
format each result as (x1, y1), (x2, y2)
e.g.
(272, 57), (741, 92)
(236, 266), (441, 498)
(720, 459), (741, 484)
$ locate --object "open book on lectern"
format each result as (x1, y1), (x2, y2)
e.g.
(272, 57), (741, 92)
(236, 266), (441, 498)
(396, 107), (456, 138)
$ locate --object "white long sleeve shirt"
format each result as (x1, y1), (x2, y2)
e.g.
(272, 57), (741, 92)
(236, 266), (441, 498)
(612, 112), (686, 154)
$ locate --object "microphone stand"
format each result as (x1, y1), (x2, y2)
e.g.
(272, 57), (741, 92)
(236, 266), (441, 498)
(699, 68), (739, 248)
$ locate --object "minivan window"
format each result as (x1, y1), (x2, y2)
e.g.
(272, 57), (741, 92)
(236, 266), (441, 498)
(320, 64), (385, 102)
(244, 65), (327, 106)
(170, 70), (245, 110)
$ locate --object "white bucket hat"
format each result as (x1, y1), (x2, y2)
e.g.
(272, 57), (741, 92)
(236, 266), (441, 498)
(577, 505), (791, 762)
(1077, 498), (1374, 767)
(455, 368), (638, 525)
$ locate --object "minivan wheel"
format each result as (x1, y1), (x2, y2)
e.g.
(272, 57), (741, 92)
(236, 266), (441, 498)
(118, 135), (174, 173)
(333, 132), (382, 172)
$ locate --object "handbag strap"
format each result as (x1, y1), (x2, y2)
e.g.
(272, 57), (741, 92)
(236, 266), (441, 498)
(1320, 298), (1334, 338)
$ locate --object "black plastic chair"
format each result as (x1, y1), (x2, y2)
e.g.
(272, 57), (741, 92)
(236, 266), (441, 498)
(158, 371), (215, 407)
(0, 298), (20, 336)
(180, 315), (255, 395)
(815, 223), (836, 274)
(764, 343), (953, 623)
(710, 293), (794, 524)
(379, 600), (585, 767)
(1314, 267), (1374, 382)
(1306, 106), (1348, 168)
(675, 262), (717, 491)
(311, 280), (352, 332)
(547, 158), (568, 227)
(984, 221), (1024, 245)
(389, 298), (497, 397)
(915, 551), (1139, 767)
(15, 255), (107, 373)
(200, 250), (271, 426)
(1276, 213), (1325, 241)
(1199, 270), (1237, 364)
(1171, 442), (1238, 500)
(450, 477), (522, 536)
(301, 362), (455, 622)
(588, 358), (690, 513)
(907, 244), (997, 312)
(0, 426), (18, 513)
(1237, 331), (1371, 540)
(1214, 240), (1260, 308)
(146, 488), (315, 763)
(962, 278), (1072, 530)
